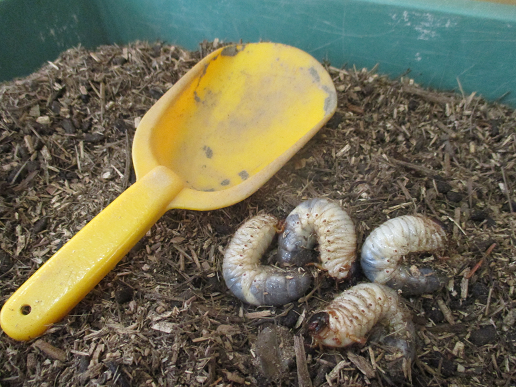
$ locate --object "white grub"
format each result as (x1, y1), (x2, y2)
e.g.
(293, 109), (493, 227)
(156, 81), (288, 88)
(307, 283), (415, 378)
(278, 198), (356, 280)
(223, 214), (311, 306)
(360, 215), (447, 295)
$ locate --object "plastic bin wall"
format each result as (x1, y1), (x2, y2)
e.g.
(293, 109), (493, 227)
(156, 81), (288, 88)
(1, 0), (516, 106)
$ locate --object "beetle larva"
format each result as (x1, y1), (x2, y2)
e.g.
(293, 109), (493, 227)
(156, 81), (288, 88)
(278, 198), (357, 280)
(360, 215), (447, 295)
(307, 283), (415, 378)
(223, 214), (312, 306)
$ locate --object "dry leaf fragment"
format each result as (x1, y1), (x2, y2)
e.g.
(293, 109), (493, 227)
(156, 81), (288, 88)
(502, 309), (516, 331)
(151, 321), (175, 334)
(294, 158), (307, 170)
(29, 104), (40, 117)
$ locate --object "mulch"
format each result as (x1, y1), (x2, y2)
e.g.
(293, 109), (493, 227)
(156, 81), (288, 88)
(0, 40), (515, 386)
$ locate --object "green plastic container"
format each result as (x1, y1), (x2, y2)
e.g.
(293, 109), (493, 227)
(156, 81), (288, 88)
(1, 0), (516, 106)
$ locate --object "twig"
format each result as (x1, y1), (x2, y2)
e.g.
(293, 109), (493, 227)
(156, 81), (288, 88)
(9, 160), (29, 184)
(501, 167), (515, 241)
(467, 178), (473, 210)
(485, 285), (494, 317)
(387, 157), (437, 176)
(326, 360), (352, 384)
(402, 84), (454, 105)
(501, 167), (513, 212)
(466, 243), (496, 279)
(446, 215), (467, 236)
(297, 283), (319, 303)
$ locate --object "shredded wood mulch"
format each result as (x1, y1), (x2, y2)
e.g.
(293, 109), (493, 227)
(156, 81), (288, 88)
(0, 41), (515, 387)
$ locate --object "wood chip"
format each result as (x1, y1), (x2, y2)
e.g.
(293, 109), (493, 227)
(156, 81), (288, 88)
(294, 335), (312, 387)
(223, 370), (245, 384)
(326, 360), (351, 384)
(33, 339), (67, 362)
(245, 310), (272, 319)
(347, 351), (375, 378)
(437, 297), (455, 325)
(216, 324), (240, 336)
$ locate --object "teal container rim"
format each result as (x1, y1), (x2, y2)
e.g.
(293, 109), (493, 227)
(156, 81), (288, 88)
(1, 0), (516, 106)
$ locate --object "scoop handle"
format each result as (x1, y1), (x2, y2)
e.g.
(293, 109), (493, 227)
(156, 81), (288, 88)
(0, 166), (183, 341)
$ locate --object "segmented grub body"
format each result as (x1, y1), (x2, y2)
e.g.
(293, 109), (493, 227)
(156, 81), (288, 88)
(361, 215), (447, 295)
(307, 283), (415, 362)
(278, 198), (356, 280)
(223, 214), (311, 306)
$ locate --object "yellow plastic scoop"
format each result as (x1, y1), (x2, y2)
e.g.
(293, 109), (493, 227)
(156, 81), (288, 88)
(0, 42), (337, 341)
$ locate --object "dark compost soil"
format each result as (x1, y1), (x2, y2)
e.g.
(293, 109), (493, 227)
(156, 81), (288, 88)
(0, 41), (515, 387)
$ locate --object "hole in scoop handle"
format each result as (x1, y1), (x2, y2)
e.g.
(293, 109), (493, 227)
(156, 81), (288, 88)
(0, 166), (183, 341)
